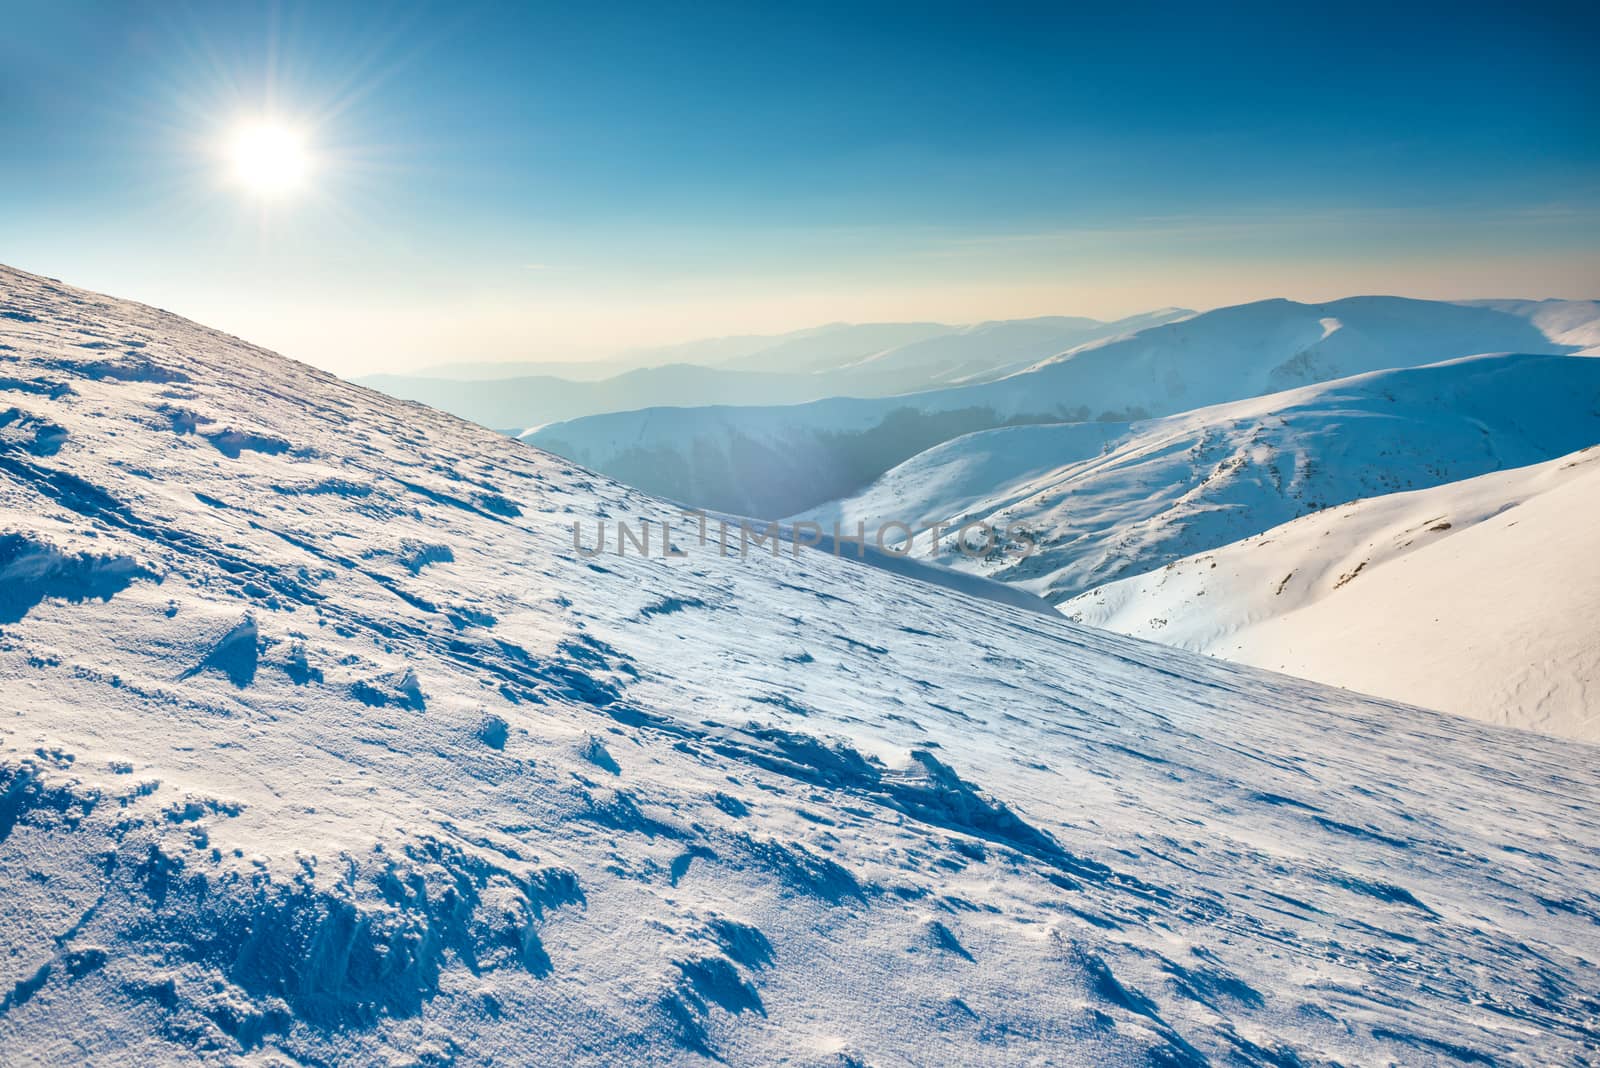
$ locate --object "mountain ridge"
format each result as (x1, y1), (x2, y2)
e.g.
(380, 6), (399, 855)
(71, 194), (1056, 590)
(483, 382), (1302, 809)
(528, 295), (1600, 517)
(362, 310), (1194, 436)
(798, 351), (1600, 606)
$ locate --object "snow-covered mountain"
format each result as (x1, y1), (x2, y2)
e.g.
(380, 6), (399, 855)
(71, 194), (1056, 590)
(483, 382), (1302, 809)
(527, 296), (1600, 517)
(706, 312), (1197, 381)
(1062, 445), (1600, 741)
(361, 311), (1192, 436)
(2, 265), (1599, 1065)
(798, 352), (1600, 603)
(782, 310), (1197, 387)
(1463, 298), (1600, 351)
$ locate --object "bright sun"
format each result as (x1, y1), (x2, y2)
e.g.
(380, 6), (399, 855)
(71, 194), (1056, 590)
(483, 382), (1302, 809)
(227, 121), (310, 196)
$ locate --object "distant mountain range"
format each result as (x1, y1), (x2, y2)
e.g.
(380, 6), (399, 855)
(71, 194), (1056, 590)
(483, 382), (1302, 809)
(527, 296), (1600, 517)
(358, 310), (1192, 433)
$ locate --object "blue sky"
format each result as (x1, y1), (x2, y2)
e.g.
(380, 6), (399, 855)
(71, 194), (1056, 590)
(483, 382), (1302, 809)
(3, 1), (1597, 374)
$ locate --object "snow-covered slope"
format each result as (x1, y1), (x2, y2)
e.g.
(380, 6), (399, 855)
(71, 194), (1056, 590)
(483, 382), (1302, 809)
(1062, 446), (1600, 741)
(2, 265), (1599, 1065)
(799, 353), (1600, 603)
(1463, 298), (1600, 351)
(528, 296), (1599, 517)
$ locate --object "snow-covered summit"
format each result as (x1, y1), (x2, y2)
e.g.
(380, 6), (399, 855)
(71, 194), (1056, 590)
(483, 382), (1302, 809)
(799, 351), (1600, 604)
(2, 265), (1598, 1065)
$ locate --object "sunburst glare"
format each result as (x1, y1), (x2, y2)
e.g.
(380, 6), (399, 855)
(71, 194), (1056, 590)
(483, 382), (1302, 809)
(227, 119), (311, 196)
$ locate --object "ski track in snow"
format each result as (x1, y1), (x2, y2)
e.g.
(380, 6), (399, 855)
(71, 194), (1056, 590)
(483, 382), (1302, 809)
(1, 265), (1598, 1065)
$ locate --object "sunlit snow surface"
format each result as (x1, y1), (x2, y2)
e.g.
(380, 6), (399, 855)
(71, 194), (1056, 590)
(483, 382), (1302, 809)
(1063, 448), (1600, 742)
(1, 265), (1597, 1065)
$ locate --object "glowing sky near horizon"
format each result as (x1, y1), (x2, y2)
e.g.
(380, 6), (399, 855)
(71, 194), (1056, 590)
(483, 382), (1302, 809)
(1, 1), (1596, 376)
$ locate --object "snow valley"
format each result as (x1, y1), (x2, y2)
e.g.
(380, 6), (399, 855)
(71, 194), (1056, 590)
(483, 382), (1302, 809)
(470, 295), (1600, 742)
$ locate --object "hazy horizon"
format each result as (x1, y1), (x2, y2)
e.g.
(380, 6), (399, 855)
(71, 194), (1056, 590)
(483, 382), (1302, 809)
(13, 262), (1600, 383)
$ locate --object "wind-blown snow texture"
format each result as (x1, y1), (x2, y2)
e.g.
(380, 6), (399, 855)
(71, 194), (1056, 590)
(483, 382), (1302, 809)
(1, 265), (1598, 1065)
